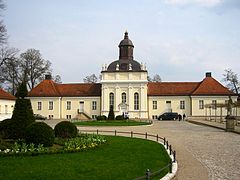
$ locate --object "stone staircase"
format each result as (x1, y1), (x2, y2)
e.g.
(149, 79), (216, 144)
(75, 112), (91, 120)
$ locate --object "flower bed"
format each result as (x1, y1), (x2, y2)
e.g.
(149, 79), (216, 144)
(0, 134), (106, 157)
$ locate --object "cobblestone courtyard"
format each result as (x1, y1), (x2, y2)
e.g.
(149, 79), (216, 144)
(45, 120), (240, 180)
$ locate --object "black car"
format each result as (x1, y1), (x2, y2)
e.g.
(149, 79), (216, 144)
(158, 112), (178, 120)
(34, 114), (47, 120)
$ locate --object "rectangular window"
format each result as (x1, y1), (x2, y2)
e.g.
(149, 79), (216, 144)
(49, 101), (53, 110)
(152, 115), (158, 119)
(199, 100), (204, 109)
(92, 101), (97, 110)
(153, 101), (157, 109)
(66, 115), (72, 119)
(37, 102), (42, 110)
(92, 115), (97, 120)
(134, 93), (139, 110)
(212, 100), (217, 109)
(180, 100), (185, 109)
(66, 101), (71, 110)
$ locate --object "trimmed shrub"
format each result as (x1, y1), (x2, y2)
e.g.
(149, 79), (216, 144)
(96, 115), (107, 121)
(0, 119), (15, 139)
(54, 121), (78, 139)
(108, 105), (115, 120)
(25, 122), (54, 147)
(11, 82), (35, 139)
(115, 115), (124, 120)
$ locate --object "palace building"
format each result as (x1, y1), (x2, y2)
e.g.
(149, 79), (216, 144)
(27, 32), (238, 120)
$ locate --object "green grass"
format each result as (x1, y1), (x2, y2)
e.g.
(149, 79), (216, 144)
(73, 120), (151, 126)
(0, 136), (171, 180)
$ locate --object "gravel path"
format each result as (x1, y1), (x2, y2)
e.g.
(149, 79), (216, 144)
(45, 120), (240, 180)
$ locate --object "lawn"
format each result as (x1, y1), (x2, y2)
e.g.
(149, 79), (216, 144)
(73, 120), (151, 126)
(0, 136), (171, 180)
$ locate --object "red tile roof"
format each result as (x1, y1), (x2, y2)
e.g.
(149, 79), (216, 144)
(28, 80), (101, 97)
(148, 77), (235, 96)
(191, 77), (235, 96)
(0, 88), (16, 100)
(28, 80), (61, 97)
(148, 82), (199, 96)
(57, 83), (101, 97)
(29, 76), (235, 97)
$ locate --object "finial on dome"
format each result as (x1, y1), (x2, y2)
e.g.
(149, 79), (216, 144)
(124, 31), (128, 39)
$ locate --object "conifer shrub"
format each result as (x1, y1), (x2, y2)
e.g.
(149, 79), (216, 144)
(54, 121), (78, 139)
(11, 82), (35, 139)
(25, 122), (54, 147)
(108, 105), (115, 120)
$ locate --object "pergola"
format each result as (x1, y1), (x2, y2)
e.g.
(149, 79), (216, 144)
(205, 101), (240, 122)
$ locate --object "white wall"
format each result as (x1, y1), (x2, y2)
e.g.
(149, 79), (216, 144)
(0, 99), (15, 121)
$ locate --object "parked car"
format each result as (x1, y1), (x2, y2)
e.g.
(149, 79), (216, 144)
(34, 114), (47, 120)
(158, 112), (178, 120)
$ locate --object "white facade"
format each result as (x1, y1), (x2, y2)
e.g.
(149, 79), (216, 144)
(0, 99), (15, 121)
(101, 71), (148, 118)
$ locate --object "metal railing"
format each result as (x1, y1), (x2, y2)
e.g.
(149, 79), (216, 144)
(80, 129), (176, 180)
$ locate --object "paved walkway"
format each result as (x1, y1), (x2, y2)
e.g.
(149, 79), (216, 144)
(45, 120), (240, 180)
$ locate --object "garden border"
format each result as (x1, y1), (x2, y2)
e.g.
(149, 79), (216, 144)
(80, 129), (178, 180)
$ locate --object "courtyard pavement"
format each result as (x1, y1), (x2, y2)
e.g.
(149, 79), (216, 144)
(44, 119), (240, 180)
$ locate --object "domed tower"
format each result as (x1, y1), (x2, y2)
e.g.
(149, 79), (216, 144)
(104, 32), (145, 72)
(101, 32), (148, 119)
(119, 31), (134, 60)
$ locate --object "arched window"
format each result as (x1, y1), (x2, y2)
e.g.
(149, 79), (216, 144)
(109, 93), (114, 108)
(122, 92), (126, 103)
(134, 93), (139, 110)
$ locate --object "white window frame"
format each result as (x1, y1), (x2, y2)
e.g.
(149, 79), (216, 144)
(122, 92), (126, 103)
(37, 102), (42, 110)
(66, 101), (71, 110)
(92, 101), (97, 110)
(134, 92), (139, 110)
(153, 101), (157, 110)
(180, 100), (185, 109)
(199, 100), (204, 109)
(49, 101), (53, 110)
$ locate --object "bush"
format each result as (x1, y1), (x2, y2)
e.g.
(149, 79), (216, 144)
(11, 82), (35, 139)
(54, 121), (78, 139)
(115, 115), (124, 120)
(96, 115), (107, 121)
(25, 122), (54, 147)
(0, 119), (15, 139)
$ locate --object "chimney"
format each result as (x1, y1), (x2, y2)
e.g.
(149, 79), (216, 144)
(206, 72), (212, 77)
(45, 74), (52, 80)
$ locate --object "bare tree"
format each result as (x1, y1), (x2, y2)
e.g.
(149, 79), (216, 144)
(53, 74), (62, 83)
(0, 57), (20, 95)
(0, 47), (20, 94)
(152, 74), (162, 82)
(83, 74), (98, 83)
(0, 0), (7, 46)
(223, 69), (239, 94)
(19, 49), (52, 89)
(147, 74), (162, 82)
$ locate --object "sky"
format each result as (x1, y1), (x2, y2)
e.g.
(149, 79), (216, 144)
(4, 0), (240, 83)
